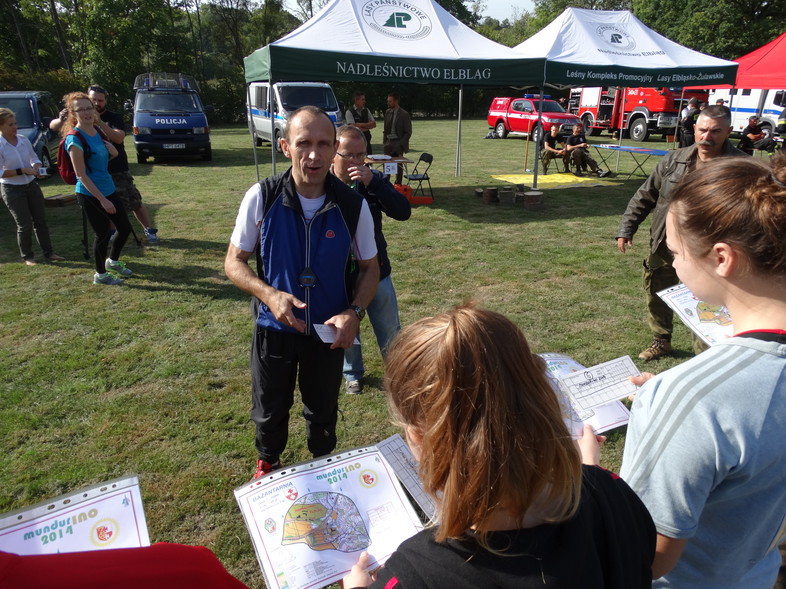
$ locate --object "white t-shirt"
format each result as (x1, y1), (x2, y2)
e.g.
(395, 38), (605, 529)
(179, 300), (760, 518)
(0, 134), (39, 185)
(230, 183), (377, 261)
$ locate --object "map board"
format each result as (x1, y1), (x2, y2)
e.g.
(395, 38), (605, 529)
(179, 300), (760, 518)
(235, 445), (423, 589)
(658, 283), (734, 345)
(0, 475), (150, 555)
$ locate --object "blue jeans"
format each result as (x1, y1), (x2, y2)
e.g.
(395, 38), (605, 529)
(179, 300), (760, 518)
(343, 275), (401, 381)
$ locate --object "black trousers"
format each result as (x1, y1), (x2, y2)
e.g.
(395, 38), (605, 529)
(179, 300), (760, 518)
(77, 193), (133, 273)
(250, 326), (344, 463)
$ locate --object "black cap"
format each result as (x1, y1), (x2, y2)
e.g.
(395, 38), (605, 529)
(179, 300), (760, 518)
(688, 98), (699, 106)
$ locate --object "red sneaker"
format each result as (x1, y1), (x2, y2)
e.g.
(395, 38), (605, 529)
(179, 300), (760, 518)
(253, 459), (281, 479)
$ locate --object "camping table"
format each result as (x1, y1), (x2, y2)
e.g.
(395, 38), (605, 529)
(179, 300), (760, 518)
(592, 144), (669, 179)
(365, 156), (414, 178)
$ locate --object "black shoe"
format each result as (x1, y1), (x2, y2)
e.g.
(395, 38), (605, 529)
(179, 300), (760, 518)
(574, 170), (584, 177)
(563, 167), (570, 173)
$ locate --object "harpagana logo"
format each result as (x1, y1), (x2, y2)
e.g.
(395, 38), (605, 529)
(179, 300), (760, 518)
(90, 518), (119, 547)
(596, 24), (636, 52)
(359, 469), (378, 488)
(362, 0), (432, 41)
(264, 517), (277, 534)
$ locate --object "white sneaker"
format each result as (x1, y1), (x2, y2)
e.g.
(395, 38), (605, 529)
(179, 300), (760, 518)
(106, 258), (133, 276)
(94, 272), (124, 285)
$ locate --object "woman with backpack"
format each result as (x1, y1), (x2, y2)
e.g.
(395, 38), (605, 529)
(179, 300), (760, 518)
(60, 91), (133, 285)
(0, 107), (64, 265)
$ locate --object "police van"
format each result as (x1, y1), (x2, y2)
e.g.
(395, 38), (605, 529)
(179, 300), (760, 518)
(247, 82), (343, 152)
(708, 88), (786, 137)
(131, 73), (213, 163)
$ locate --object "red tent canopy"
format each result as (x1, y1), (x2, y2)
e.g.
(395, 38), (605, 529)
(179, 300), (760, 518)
(686, 32), (786, 90)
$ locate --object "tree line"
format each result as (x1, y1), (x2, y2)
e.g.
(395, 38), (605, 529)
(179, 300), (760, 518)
(1, 0), (783, 122)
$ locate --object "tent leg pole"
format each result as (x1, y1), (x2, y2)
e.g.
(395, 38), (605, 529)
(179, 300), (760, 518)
(246, 83), (260, 184)
(531, 88), (545, 190)
(270, 79), (277, 175)
(455, 85), (463, 176)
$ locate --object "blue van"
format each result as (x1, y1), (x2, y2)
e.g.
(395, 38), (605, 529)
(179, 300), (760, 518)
(0, 91), (61, 169)
(131, 73), (212, 163)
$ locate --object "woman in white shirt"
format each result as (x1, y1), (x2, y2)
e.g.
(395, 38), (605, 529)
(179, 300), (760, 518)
(0, 107), (63, 265)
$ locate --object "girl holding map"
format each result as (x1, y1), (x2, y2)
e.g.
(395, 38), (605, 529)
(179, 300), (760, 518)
(619, 154), (786, 589)
(343, 304), (655, 588)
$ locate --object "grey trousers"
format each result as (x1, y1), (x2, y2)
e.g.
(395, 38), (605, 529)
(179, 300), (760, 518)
(1, 181), (54, 260)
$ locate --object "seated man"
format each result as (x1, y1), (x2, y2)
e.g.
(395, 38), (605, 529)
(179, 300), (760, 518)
(541, 126), (570, 174)
(565, 124), (609, 177)
(738, 115), (776, 154)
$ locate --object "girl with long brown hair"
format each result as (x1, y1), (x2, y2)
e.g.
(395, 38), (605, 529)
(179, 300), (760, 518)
(61, 92), (133, 285)
(344, 304), (655, 589)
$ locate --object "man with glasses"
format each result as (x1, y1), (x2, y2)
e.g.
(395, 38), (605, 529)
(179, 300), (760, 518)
(225, 107), (378, 479)
(331, 125), (410, 395)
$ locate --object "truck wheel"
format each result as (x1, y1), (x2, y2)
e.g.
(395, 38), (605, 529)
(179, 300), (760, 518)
(41, 150), (52, 172)
(529, 125), (543, 145)
(255, 135), (263, 147)
(582, 114), (599, 136)
(137, 153), (148, 164)
(495, 121), (508, 139)
(202, 147), (212, 161)
(629, 118), (649, 142)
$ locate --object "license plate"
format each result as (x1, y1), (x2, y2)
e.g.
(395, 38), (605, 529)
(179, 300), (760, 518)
(163, 143), (186, 149)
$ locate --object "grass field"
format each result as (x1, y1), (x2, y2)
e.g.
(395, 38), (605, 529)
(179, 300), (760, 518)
(0, 119), (755, 586)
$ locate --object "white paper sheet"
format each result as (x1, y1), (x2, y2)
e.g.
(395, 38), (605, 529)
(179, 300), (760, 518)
(540, 353), (634, 436)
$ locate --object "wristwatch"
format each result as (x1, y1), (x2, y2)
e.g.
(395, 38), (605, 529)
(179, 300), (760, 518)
(350, 305), (366, 321)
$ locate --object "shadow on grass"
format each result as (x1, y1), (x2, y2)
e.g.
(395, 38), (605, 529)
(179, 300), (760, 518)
(118, 237), (245, 301)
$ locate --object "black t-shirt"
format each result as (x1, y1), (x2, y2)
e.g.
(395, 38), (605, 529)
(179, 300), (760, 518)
(543, 133), (563, 150)
(739, 123), (762, 150)
(681, 109), (698, 133)
(565, 133), (587, 148)
(100, 109), (129, 174)
(365, 466), (656, 589)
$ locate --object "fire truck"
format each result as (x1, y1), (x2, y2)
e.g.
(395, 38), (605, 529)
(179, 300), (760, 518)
(568, 87), (709, 142)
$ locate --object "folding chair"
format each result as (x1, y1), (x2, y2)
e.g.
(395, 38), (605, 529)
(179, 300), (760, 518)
(405, 153), (433, 198)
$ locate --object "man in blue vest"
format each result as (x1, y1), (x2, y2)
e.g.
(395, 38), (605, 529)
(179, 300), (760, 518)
(225, 106), (379, 479)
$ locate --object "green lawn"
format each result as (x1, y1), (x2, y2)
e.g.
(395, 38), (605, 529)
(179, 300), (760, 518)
(0, 119), (700, 587)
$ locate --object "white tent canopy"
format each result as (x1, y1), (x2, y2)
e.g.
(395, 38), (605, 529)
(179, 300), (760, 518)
(511, 8), (738, 187)
(513, 8), (738, 90)
(244, 0), (541, 86)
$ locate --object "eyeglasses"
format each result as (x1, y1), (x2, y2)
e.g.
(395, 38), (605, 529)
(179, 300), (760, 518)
(336, 152), (367, 161)
(73, 106), (95, 113)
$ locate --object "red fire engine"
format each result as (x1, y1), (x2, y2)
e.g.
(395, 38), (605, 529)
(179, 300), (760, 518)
(569, 87), (709, 142)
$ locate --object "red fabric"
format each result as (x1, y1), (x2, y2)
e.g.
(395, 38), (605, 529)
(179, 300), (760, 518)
(685, 32), (786, 90)
(383, 577), (400, 589)
(735, 329), (786, 337)
(0, 543), (249, 589)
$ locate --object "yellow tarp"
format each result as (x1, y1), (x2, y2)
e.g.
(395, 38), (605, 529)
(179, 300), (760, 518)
(491, 172), (615, 189)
